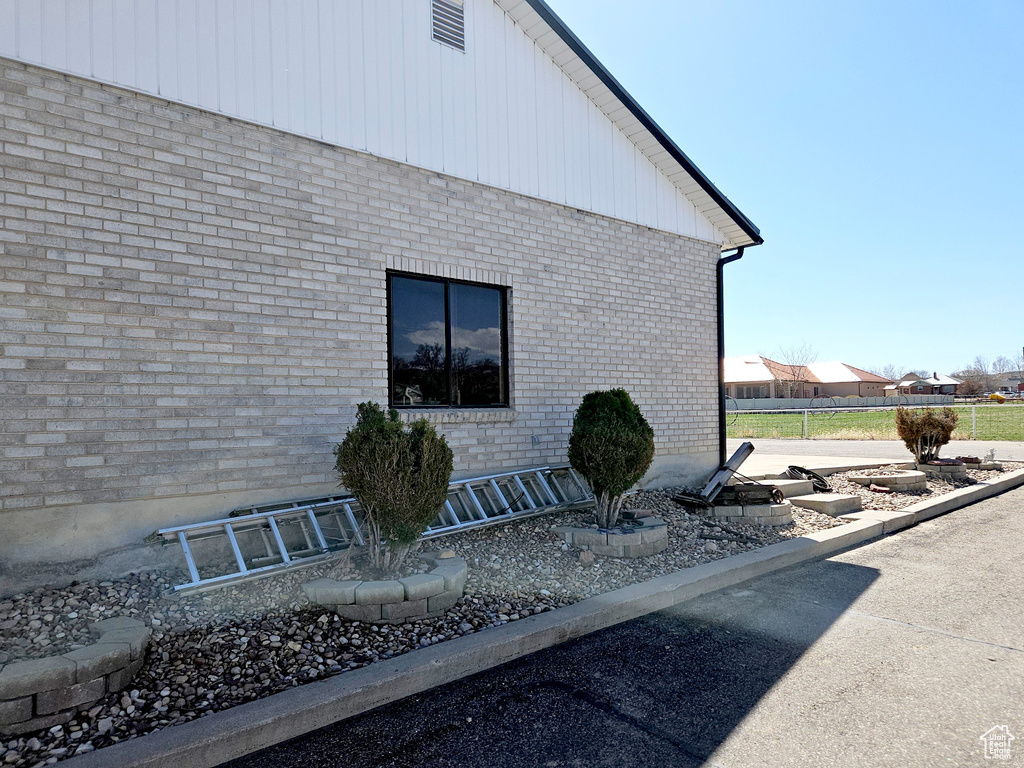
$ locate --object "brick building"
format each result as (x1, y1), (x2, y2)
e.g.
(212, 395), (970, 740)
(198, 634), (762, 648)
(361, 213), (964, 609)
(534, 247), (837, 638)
(0, 0), (761, 586)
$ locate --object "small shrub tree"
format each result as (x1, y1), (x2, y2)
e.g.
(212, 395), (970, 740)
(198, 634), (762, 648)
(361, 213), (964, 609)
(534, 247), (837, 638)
(895, 406), (958, 464)
(568, 389), (655, 529)
(334, 402), (453, 577)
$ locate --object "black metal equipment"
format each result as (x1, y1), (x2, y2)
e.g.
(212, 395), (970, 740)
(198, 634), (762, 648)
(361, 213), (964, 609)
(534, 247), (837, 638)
(713, 483), (785, 506)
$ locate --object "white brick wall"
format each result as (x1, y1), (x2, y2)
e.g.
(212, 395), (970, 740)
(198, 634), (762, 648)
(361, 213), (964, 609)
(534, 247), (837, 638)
(0, 59), (722, 573)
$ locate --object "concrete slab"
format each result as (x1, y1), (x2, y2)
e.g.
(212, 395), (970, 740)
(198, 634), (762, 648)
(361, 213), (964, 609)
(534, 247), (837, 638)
(764, 478), (813, 497)
(736, 454), (895, 481)
(789, 493), (863, 516)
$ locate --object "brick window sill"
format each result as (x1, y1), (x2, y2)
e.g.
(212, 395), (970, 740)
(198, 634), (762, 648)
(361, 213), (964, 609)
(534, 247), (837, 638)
(395, 408), (516, 425)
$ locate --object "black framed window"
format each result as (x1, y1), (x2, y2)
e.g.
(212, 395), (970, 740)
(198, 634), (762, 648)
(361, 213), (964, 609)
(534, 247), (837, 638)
(388, 272), (509, 408)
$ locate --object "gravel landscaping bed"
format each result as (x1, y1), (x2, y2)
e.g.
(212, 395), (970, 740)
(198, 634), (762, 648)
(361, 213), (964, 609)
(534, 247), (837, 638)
(3, 487), (840, 766)
(797, 462), (1023, 513)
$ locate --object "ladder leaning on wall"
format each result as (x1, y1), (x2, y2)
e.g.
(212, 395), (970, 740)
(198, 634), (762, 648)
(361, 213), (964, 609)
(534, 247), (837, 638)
(147, 465), (593, 592)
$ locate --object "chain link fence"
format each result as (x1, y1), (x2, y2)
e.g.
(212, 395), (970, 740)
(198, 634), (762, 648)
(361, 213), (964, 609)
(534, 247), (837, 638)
(725, 403), (1024, 441)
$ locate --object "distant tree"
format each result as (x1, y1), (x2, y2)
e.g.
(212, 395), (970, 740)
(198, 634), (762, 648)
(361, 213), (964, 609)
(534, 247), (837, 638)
(993, 355), (1015, 374)
(955, 356), (997, 393)
(772, 343), (817, 398)
(958, 378), (986, 398)
(868, 364), (904, 382)
(412, 343), (445, 377)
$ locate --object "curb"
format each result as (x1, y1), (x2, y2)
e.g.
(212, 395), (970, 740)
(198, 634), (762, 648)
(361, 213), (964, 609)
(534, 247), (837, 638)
(62, 468), (1024, 768)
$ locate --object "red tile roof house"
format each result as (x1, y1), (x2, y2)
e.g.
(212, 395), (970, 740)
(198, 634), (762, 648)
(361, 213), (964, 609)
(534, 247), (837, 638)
(725, 356), (892, 399)
(885, 374), (962, 396)
(0, 0), (763, 590)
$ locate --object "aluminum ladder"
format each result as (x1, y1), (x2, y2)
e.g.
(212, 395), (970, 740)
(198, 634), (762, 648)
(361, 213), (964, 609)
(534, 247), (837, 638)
(149, 465), (592, 592)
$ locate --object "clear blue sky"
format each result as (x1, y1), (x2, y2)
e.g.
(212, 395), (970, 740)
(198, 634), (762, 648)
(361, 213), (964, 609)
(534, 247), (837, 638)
(545, 0), (1023, 376)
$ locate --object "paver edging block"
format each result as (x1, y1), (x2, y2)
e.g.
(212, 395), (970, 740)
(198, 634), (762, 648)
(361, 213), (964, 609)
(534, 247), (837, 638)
(848, 470), (927, 491)
(553, 517), (669, 558)
(302, 555), (466, 625)
(710, 502), (793, 527)
(916, 462), (968, 481)
(0, 618), (151, 736)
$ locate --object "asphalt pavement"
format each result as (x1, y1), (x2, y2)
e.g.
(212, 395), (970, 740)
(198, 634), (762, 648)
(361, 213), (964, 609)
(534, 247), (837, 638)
(225, 487), (1024, 768)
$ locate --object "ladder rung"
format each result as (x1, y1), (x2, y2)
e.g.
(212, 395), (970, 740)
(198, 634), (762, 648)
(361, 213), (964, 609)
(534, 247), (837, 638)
(267, 516), (291, 564)
(223, 524), (248, 575)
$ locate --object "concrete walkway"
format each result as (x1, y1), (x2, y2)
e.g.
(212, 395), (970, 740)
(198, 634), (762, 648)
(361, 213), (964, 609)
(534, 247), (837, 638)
(729, 437), (1024, 463)
(225, 487), (1024, 768)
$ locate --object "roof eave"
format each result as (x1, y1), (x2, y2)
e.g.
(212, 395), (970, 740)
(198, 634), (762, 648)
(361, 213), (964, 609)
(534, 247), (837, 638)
(520, 0), (763, 247)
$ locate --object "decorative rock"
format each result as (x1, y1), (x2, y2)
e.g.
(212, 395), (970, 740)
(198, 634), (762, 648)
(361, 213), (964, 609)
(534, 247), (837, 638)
(578, 550), (595, 565)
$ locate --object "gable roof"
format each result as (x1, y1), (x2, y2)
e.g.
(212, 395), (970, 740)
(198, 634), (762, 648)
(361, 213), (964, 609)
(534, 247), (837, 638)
(807, 362), (892, 384)
(895, 374), (961, 387)
(723, 355), (774, 384)
(496, 0), (762, 248)
(725, 357), (894, 385)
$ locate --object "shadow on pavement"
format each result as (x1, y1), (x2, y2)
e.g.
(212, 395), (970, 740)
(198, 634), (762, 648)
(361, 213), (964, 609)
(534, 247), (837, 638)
(223, 560), (879, 768)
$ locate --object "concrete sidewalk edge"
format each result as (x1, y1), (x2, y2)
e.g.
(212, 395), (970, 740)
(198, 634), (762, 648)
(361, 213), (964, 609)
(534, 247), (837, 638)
(62, 469), (1024, 768)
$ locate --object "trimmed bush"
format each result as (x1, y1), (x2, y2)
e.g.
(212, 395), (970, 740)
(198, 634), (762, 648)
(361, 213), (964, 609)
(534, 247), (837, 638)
(335, 402), (453, 577)
(895, 406), (958, 464)
(568, 389), (655, 528)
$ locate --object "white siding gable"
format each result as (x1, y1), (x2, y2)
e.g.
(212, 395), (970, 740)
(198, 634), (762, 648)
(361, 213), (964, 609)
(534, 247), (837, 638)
(0, 0), (728, 245)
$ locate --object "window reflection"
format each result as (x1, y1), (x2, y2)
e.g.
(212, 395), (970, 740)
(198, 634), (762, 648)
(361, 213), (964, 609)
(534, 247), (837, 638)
(389, 275), (508, 407)
(391, 277), (446, 406)
(450, 283), (503, 406)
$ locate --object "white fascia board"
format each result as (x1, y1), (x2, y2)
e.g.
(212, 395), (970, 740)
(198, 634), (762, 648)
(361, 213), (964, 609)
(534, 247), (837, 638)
(494, 0), (760, 249)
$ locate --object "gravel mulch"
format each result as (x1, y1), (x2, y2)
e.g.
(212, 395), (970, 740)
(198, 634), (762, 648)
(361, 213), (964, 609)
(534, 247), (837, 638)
(794, 462), (1023, 514)
(0, 486), (845, 766)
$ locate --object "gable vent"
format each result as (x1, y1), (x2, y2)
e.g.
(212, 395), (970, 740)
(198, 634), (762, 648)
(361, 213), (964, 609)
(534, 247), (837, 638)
(432, 0), (465, 51)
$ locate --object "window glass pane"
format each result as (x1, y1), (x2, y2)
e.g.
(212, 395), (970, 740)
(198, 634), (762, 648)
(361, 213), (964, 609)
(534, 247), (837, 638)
(449, 283), (504, 406)
(391, 277), (447, 405)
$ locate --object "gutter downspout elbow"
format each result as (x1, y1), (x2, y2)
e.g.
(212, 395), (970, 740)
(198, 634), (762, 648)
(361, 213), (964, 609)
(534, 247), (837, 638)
(717, 247), (745, 466)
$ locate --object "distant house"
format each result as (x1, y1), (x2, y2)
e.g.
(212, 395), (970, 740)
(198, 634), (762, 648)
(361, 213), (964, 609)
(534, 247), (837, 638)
(885, 373), (961, 396)
(724, 356), (892, 399)
(991, 371), (1024, 394)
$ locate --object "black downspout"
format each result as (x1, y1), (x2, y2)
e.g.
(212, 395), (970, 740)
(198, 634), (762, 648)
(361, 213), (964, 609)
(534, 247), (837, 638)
(717, 247), (745, 466)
